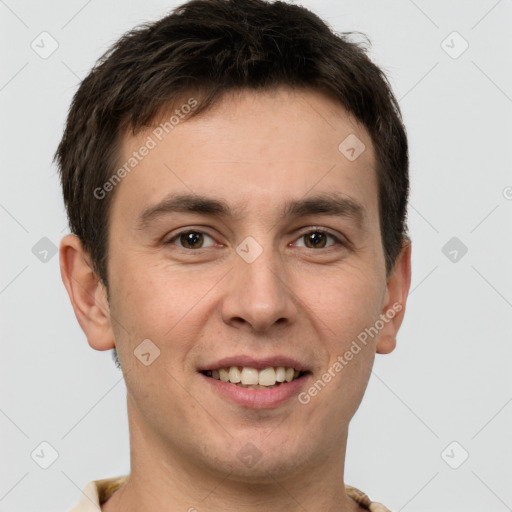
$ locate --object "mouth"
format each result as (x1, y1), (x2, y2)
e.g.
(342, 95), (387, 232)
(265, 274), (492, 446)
(198, 356), (312, 408)
(201, 366), (308, 389)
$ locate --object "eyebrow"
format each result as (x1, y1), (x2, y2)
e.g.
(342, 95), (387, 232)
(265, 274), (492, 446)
(136, 192), (366, 231)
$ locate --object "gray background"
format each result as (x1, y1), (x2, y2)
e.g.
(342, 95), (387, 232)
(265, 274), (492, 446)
(1, 0), (511, 510)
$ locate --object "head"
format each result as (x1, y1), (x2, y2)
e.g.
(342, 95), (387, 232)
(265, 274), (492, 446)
(57, 0), (411, 484)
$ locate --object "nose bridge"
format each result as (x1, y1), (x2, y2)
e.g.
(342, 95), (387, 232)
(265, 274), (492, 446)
(223, 239), (296, 331)
(242, 246), (283, 299)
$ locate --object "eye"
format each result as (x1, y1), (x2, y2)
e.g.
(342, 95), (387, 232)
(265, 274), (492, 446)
(293, 229), (341, 249)
(167, 230), (216, 249)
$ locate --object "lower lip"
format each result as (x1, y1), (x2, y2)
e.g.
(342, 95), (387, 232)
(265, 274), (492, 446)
(200, 373), (309, 409)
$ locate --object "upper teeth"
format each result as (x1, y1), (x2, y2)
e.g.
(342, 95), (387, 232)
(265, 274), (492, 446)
(209, 366), (300, 386)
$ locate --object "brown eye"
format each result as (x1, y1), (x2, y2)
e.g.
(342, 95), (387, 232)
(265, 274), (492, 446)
(180, 231), (204, 249)
(302, 231), (334, 249)
(167, 230), (215, 249)
(293, 229), (341, 249)
(303, 232), (328, 248)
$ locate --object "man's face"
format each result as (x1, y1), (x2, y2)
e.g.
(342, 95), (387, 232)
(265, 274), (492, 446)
(105, 87), (395, 480)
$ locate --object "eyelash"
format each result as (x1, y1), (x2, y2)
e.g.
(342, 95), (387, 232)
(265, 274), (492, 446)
(165, 227), (345, 250)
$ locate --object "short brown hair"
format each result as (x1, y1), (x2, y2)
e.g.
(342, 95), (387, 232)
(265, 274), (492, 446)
(55, 0), (409, 287)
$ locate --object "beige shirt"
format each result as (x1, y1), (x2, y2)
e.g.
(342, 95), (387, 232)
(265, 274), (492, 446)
(67, 475), (392, 512)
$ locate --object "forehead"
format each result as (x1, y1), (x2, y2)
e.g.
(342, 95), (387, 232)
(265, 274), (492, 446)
(112, 87), (378, 227)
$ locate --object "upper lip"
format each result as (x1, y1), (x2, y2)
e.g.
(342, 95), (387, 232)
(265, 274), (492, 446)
(198, 355), (309, 372)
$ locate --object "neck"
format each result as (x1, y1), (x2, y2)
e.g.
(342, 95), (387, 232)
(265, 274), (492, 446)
(103, 396), (361, 512)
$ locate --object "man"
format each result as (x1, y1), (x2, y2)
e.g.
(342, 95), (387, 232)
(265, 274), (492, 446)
(56, 0), (411, 510)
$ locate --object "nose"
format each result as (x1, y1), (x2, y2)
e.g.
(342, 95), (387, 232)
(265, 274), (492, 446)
(220, 245), (298, 333)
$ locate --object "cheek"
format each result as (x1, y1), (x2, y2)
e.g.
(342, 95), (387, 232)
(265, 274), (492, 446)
(305, 264), (384, 341)
(108, 261), (188, 353)
(327, 274), (382, 390)
(303, 266), (382, 384)
(108, 256), (226, 368)
(113, 257), (202, 323)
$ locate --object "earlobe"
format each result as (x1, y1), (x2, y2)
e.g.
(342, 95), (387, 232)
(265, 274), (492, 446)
(376, 238), (412, 355)
(59, 234), (115, 351)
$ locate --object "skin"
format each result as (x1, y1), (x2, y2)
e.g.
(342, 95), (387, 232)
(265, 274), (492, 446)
(60, 86), (411, 512)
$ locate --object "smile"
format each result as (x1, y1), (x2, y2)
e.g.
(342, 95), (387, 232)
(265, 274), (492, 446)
(201, 366), (306, 388)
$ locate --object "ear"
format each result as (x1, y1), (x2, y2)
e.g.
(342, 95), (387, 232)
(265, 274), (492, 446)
(59, 234), (115, 351)
(375, 238), (412, 355)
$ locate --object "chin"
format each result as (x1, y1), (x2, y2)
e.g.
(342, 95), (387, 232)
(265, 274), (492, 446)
(201, 434), (318, 484)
